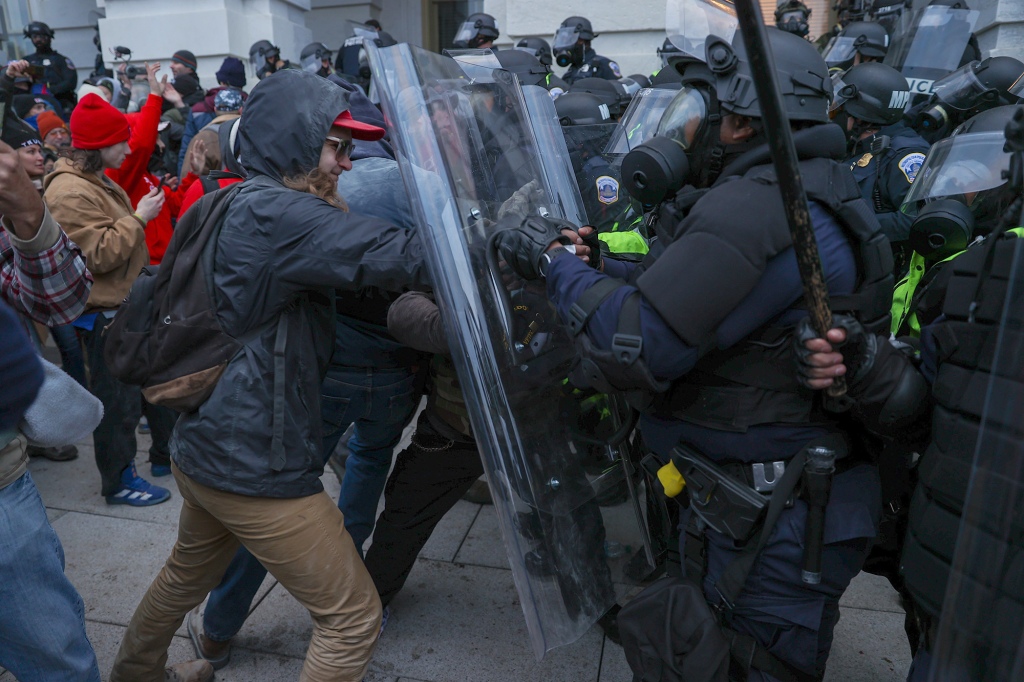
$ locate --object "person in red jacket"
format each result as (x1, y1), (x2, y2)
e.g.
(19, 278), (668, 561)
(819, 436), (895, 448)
(104, 62), (199, 266)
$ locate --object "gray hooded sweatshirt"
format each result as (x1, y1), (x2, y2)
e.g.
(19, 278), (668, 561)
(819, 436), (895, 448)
(171, 69), (427, 498)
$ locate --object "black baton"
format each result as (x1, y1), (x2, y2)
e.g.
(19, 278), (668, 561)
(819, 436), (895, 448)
(801, 445), (836, 585)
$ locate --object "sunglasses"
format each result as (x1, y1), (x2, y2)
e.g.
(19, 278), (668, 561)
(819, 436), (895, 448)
(325, 136), (355, 159)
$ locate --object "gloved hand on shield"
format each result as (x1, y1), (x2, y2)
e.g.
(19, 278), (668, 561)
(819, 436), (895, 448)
(493, 214), (580, 280)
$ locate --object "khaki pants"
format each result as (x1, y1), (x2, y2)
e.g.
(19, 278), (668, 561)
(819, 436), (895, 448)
(110, 464), (381, 682)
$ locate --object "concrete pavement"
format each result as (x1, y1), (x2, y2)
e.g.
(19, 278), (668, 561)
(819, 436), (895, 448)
(1, 429), (912, 682)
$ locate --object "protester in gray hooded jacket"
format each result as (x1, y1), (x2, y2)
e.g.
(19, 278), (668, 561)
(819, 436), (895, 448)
(110, 69), (429, 682)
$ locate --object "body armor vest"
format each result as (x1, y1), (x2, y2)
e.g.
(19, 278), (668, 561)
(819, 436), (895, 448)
(901, 237), (1024, 628)
(656, 160), (894, 431)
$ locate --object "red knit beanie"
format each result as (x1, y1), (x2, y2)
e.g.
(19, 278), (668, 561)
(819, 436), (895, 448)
(70, 94), (130, 150)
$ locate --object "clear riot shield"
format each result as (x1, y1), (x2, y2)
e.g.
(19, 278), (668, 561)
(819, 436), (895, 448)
(884, 6), (979, 98)
(366, 41), (656, 658)
(605, 88), (678, 155)
(928, 234), (1024, 681)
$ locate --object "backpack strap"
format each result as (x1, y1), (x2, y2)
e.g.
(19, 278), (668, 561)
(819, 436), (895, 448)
(270, 314), (289, 472)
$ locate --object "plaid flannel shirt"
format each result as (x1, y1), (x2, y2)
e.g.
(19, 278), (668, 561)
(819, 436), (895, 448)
(1, 206), (92, 325)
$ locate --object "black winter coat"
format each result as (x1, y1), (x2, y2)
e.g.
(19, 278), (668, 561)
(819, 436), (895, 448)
(170, 70), (428, 498)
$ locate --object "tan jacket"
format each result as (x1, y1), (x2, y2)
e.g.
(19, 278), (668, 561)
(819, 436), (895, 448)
(43, 158), (148, 312)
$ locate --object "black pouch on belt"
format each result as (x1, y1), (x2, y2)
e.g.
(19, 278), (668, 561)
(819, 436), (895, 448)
(671, 444), (768, 543)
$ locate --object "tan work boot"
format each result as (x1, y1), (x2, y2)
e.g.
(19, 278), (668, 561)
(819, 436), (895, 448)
(186, 606), (232, 669)
(164, 659), (214, 682)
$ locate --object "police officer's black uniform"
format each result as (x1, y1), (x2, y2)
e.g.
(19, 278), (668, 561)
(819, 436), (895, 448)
(23, 22), (77, 111)
(496, 28), (895, 682)
(834, 63), (930, 250)
(562, 48), (621, 85)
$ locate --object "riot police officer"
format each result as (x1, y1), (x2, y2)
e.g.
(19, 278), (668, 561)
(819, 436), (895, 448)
(495, 27), (894, 681)
(553, 16), (621, 85)
(555, 92), (645, 259)
(775, 0), (812, 38)
(799, 104), (1024, 682)
(906, 56), (1024, 144)
(822, 21), (889, 73)
(831, 62), (930, 255)
(300, 42), (333, 78)
(452, 13), (499, 49)
(23, 22), (77, 111)
(512, 38), (570, 98)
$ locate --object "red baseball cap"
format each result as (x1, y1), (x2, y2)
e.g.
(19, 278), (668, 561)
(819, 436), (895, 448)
(332, 109), (386, 141)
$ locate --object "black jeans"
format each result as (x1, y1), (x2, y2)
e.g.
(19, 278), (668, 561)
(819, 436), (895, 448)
(142, 400), (177, 468)
(81, 315), (141, 495)
(363, 412), (483, 607)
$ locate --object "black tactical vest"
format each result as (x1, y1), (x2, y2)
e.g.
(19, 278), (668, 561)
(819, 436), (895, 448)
(901, 237), (1024, 628)
(655, 159), (894, 431)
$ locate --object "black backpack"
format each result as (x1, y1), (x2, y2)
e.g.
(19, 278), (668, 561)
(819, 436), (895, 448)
(104, 181), (245, 412)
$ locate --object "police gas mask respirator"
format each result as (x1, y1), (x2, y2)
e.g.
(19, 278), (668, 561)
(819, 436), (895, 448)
(776, 10), (809, 37)
(553, 27), (585, 68)
(909, 199), (975, 260)
(621, 86), (715, 205)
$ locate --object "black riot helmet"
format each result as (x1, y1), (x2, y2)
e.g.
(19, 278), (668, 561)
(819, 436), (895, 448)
(515, 38), (553, 68)
(453, 13), (500, 49)
(569, 77), (630, 119)
(554, 16), (596, 68)
(658, 37), (686, 71)
(822, 21), (890, 71)
(903, 105), (1024, 244)
(774, 0), (811, 38)
(830, 62), (912, 128)
(708, 26), (831, 123)
(555, 92), (612, 126)
(494, 49), (549, 88)
(913, 57), (1024, 137)
(300, 42), (333, 74)
(24, 21), (55, 40)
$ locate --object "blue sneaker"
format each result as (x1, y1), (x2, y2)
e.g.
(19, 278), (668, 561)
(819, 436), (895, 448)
(106, 463), (171, 506)
(151, 463), (172, 477)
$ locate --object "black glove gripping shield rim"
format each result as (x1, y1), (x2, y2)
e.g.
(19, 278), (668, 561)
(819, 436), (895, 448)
(366, 40), (654, 658)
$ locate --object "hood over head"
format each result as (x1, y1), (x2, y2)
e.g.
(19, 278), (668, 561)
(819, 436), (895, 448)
(240, 69), (350, 182)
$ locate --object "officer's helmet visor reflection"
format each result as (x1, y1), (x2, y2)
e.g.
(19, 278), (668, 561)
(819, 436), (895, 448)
(553, 27), (581, 50)
(656, 86), (707, 149)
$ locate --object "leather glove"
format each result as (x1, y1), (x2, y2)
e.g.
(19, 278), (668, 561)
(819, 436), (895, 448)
(579, 228), (603, 272)
(794, 314), (879, 391)
(494, 215), (574, 280)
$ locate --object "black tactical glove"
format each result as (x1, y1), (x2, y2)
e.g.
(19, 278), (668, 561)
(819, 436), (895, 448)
(494, 215), (574, 280)
(794, 314), (878, 391)
(579, 228), (603, 272)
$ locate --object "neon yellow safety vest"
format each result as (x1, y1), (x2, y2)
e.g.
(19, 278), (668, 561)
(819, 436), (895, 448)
(891, 227), (1024, 337)
(599, 229), (649, 259)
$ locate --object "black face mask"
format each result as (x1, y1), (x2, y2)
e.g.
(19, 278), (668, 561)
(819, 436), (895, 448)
(555, 43), (585, 69)
(909, 199), (975, 260)
(778, 18), (809, 37)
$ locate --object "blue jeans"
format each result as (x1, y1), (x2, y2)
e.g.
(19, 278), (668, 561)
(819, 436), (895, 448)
(202, 366), (417, 642)
(50, 324), (87, 387)
(0, 470), (101, 681)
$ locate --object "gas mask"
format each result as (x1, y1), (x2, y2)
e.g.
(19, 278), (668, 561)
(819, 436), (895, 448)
(909, 199), (975, 260)
(553, 27), (585, 68)
(621, 85), (721, 205)
(776, 11), (809, 38)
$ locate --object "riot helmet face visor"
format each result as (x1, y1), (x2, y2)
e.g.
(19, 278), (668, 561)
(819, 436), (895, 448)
(301, 53), (322, 74)
(553, 27), (582, 50)
(666, 0), (739, 64)
(902, 132), (1011, 218)
(655, 85), (708, 149)
(932, 61), (999, 110)
(823, 37), (858, 68)
(1010, 74), (1024, 100)
(621, 86), (710, 204)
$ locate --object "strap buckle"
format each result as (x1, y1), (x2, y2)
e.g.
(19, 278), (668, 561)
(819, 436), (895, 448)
(611, 333), (642, 364)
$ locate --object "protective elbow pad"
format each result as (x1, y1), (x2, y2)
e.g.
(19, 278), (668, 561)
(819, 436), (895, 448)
(854, 357), (930, 434)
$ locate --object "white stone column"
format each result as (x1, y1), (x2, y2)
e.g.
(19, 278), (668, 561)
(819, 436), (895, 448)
(307, 0), (381, 50)
(971, 0), (1024, 58)
(98, 0), (313, 89)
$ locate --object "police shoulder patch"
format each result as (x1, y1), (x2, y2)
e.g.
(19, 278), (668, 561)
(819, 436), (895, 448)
(596, 175), (619, 204)
(898, 153), (926, 183)
(609, 61), (621, 78)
